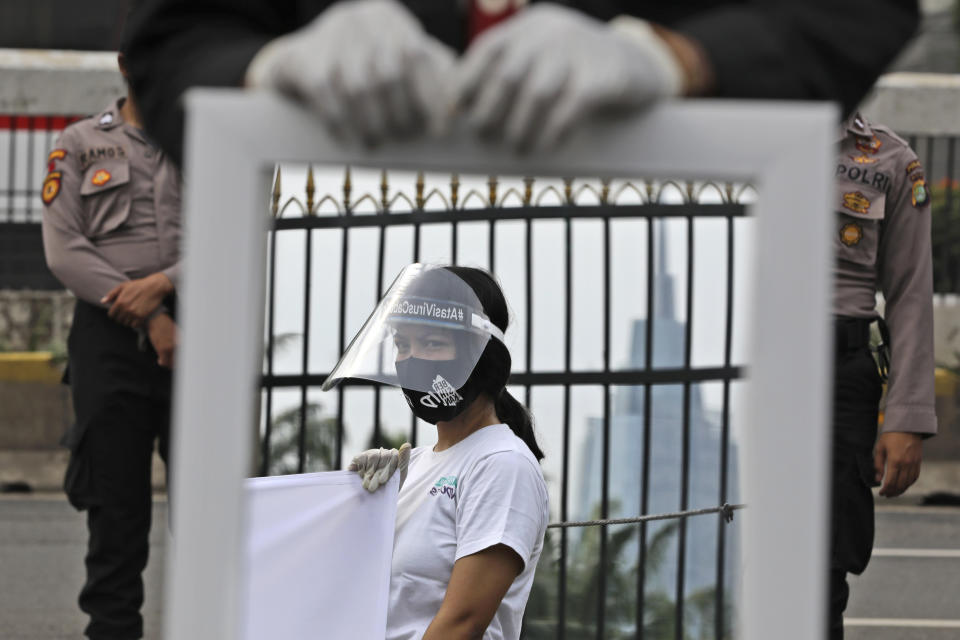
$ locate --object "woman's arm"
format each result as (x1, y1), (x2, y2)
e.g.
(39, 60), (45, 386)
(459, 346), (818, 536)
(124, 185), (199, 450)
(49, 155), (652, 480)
(422, 544), (523, 640)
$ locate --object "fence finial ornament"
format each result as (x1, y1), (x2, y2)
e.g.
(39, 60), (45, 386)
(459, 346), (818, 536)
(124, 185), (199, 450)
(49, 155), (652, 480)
(305, 164), (316, 215)
(272, 167), (282, 218)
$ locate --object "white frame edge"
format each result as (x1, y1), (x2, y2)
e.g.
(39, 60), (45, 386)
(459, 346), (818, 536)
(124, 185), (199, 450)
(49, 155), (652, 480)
(169, 89), (838, 640)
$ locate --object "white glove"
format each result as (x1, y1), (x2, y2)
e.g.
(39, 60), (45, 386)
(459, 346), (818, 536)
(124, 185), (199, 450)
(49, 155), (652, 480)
(456, 5), (684, 151)
(348, 443), (412, 492)
(245, 0), (455, 145)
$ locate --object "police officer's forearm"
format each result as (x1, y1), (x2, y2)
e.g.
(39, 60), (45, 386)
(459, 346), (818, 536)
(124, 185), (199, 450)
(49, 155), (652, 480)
(42, 221), (130, 307)
(882, 289), (936, 435)
(160, 264), (179, 293)
(880, 174), (936, 436)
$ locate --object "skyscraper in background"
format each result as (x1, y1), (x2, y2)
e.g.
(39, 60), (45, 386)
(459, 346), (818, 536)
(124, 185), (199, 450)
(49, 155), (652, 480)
(576, 223), (740, 600)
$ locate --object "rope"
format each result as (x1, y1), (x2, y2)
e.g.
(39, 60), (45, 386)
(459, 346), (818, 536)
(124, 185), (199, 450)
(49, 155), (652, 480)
(547, 503), (745, 529)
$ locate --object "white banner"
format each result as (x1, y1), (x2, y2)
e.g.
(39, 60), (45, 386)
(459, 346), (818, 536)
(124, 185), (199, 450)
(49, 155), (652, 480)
(242, 471), (398, 640)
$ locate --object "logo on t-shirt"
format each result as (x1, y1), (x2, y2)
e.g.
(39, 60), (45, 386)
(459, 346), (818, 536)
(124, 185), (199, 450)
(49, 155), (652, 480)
(429, 476), (457, 499)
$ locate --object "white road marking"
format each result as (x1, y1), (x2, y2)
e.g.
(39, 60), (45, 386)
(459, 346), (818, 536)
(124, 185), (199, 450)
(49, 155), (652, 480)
(872, 548), (960, 558)
(845, 618), (960, 628)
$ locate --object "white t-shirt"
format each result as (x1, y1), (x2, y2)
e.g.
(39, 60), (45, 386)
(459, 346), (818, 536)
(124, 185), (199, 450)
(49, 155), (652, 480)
(386, 423), (549, 640)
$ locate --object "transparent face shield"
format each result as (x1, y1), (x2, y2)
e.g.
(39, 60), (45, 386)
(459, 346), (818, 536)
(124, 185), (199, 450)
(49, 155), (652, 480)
(321, 264), (506, 394)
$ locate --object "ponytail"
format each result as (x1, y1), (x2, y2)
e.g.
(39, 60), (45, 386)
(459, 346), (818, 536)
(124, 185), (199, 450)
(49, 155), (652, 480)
(472, 336), (545, 461)
(443, 265), (545, 461)
(495, 388), (544, 461)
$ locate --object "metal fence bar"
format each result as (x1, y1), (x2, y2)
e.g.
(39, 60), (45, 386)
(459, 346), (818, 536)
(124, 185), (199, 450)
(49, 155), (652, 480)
(262, 366), (743, 389)
(272, 203), (747, 229)
(410, 201), (422, 448)
(558, 375), (570, 638)
(373, 191), (389, 449)
(715, 212), (737, 639)
(945, 137), (956, 293)
(562, 206), (574, 638)
(296, 224), (313, 473)
(488, 198), (496, 272)
(675, 210), (696, 640)
(260, 225), (278, 476)
(637, 216), (656, 638)
(524, 210), (533, 393)
(335, 190), (351, 470)
(25, 116), (35, 222)
(6, 117), (16, 221)
(600, 211), (613, 637)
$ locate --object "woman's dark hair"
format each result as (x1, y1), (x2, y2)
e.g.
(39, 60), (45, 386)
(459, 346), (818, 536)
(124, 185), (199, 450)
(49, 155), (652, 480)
(444, 266), (545, 461)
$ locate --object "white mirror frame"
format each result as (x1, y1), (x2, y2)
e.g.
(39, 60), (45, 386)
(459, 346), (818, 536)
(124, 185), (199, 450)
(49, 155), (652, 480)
(168, 90), (838, 640)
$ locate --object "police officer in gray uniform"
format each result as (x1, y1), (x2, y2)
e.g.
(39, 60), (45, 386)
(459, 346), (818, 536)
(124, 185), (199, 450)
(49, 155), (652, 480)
(830, 112), (936, 638)
(41, 45), (181, 640)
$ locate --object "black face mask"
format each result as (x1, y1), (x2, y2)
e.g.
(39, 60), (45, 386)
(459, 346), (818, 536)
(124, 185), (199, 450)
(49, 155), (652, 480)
(395, 357), (483, 424)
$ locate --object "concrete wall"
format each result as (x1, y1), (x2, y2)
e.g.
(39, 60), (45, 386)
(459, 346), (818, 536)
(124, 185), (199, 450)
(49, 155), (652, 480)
(934, 294), (960, 369)
(0, 289), (73, 352)
(0, 352), (70, 449)
(0, 293), (75, 492)
(860, 72), (960, 135)
(0, 48), (123, 114)
(932, 296), (960, 460)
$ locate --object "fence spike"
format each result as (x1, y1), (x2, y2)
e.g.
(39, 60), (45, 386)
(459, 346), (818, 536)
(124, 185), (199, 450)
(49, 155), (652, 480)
(305, 164), (315, 215)
(523, 177), (534, 206)
(272, 166), (282, 218)
(343, 166), (352, 213)
(380, 170), (389, 212)
(415, 171), (425, 210)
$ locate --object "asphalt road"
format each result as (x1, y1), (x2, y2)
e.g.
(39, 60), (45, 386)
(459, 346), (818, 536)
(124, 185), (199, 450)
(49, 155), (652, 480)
(0, 496), (165, 640)
(0, 497), (957, 639)
(846, 506), (960, 640)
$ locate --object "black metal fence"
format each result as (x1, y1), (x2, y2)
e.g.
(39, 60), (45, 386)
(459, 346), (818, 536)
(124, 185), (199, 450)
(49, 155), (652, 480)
(907, 135), (960, 293)
(258, 167), (749, 639)
(0, 115), (83, 289)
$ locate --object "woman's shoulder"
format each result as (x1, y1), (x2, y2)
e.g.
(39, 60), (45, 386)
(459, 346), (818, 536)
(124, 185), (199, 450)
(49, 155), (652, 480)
(465, 427), (547, 490)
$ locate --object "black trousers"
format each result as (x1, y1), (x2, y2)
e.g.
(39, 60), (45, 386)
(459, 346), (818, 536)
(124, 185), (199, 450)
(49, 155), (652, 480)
(63, 301), (172, 640)
(828, 321), (883, 640)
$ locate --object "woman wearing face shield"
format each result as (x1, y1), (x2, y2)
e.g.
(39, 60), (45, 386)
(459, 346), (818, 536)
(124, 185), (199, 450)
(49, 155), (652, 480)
(323, 264), (548, 640)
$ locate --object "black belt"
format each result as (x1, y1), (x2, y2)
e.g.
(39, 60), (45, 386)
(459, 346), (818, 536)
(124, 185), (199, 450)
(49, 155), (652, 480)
(835, 316), (872, 353)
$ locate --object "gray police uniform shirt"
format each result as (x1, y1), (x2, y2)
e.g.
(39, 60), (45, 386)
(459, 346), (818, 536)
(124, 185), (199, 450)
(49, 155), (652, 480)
(41, 99), (182, 307)
(834, 113), (936, 436)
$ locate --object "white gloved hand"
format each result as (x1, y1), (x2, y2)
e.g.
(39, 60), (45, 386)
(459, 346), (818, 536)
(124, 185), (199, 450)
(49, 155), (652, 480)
(348, 442), (412, 492)
(245, 0), (455, 145)
(456, 5), (684, 151)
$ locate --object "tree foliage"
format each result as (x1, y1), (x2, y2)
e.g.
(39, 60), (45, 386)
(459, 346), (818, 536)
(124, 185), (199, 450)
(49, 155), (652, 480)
(522, 503), (733, 639)
(266, 402), (340, 475)
(931, 180), (960, 294)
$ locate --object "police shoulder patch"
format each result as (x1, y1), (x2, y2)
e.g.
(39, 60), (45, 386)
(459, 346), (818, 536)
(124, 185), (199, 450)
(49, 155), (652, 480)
(47, 149), (67, 174)
(42, 172), (62, 206)
(911, 178), (929, 207)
